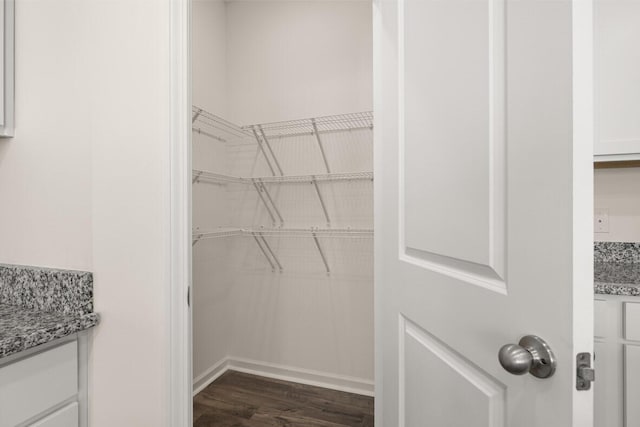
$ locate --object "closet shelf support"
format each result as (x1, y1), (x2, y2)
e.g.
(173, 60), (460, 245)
(312, 119), (331, 174)
(252, 127), (277, 176)
(253, 234), (277, 272)
(258, 233), (283, 272)
(252, 180), (284, 226)
(252, 181), (277, 225)
(311, 177), (330, 226)
(193, 127), (227, 143)
(312, 232), (330, 274)
(192, 107), (203, 124)
(258, 125), (284, 176)
(258, 180), (284, 225)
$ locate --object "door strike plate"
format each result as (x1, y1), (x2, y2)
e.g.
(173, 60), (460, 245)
(576, 352), (595, 390)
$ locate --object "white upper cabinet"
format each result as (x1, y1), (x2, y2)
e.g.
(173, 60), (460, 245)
(0, 0), (13, 138)
(595, 0), (640, 161)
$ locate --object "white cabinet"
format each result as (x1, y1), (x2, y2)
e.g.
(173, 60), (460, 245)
(595, 295), (640, 427)
(625, 345), (640, 427)
(595, 1), (640, 161)
(0, 336), (88, 427)
(0, 0), (13, 137)
(0, 341), (77, 427)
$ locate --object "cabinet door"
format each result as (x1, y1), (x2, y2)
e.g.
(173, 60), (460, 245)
(595, 0), (640, 160)
(625, 344), (640, 426)
(29, 403), (78, 427)
(0, 341), (78, 426)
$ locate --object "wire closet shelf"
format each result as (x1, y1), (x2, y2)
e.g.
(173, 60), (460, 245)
(192, 228), (374, 274)
(193, 227), (374, 242)
(192, 105), (373, 142)
(243, 111), (374, 139)
(192, 170), (373, 185)
(192, 106), (253, 143)
(192, 106), (374, 273)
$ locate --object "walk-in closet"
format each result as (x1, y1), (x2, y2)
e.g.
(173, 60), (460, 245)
(191, 1), (374, 424)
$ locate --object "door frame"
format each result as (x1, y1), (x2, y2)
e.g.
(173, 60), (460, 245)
(169, 0), (193, 425)
(167, 0), (594, 424)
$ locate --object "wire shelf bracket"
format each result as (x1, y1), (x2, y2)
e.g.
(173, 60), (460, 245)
(192, 107), (203, 124)
(252, 181), (277, 225)
(257, 232), (283, 273)
(252, 180), (284, 226)
(258, 125), (284, 176)
(251, 127), (277, 176)
(257, 180), (284, 225)
(252, 234), (277, 272)
(312, 231), (331, 274)
(312, 177), (330, 226)
(311, 118), (331, 174)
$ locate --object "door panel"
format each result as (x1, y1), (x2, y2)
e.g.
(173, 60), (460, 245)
(402, 0), (506, 284)
(374, 0), (594, 425)
(402, 316), (505, 427)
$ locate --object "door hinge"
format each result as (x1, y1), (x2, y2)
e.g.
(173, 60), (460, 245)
(576, 352), (595, 390)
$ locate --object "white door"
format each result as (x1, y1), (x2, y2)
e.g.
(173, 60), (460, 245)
(374, 0), (594, 426)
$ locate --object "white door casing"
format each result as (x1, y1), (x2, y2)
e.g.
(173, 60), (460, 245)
(374, 0), (594, 425)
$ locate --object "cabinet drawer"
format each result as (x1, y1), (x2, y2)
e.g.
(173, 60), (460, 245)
(29, 402), (78, 427)
(624, 303), (640, 341)
(0, 341), (78, 427)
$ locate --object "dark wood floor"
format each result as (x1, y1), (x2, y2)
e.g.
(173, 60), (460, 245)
(193, 371), (374, 426)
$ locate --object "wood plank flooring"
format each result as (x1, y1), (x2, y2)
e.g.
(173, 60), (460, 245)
(193, 371), (374, 426)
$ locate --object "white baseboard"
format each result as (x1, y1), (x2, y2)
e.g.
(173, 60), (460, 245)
(192, 357), (374, 397)
(192, 357), (230, 396)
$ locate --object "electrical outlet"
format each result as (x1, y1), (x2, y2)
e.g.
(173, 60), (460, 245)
(594, 208), (610, 233)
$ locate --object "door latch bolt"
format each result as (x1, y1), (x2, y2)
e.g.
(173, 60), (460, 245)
(576, 352), (595, 390)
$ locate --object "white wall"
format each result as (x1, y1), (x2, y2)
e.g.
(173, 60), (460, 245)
(225, 129), (374, 385)
(226, 0), (373, 124)
(191, 0), (234, 384)
(594, 168), (640, 242)
(88, 1), (171, 425)
(0, 0), (92, 270)
(0, 1), (173, 425)
(193, 0), (227, 117)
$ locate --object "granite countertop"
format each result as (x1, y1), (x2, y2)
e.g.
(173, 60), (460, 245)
(595, 262), (640, 296)
(594, 242), (640, 296)
(0, 264), (100, 359)
(0, 304), (99, 358)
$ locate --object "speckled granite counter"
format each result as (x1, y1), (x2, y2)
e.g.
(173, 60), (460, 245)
(0, 304), (99, 358)
(0, 264), (100, 359)
(595, 242), (640, 296)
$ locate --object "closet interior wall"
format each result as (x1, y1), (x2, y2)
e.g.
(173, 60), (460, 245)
(192, 0), (374, 394)
(192, 0), (232, 382)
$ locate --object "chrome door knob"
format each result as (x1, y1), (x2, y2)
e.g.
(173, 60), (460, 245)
(498, 335), (556, 379)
